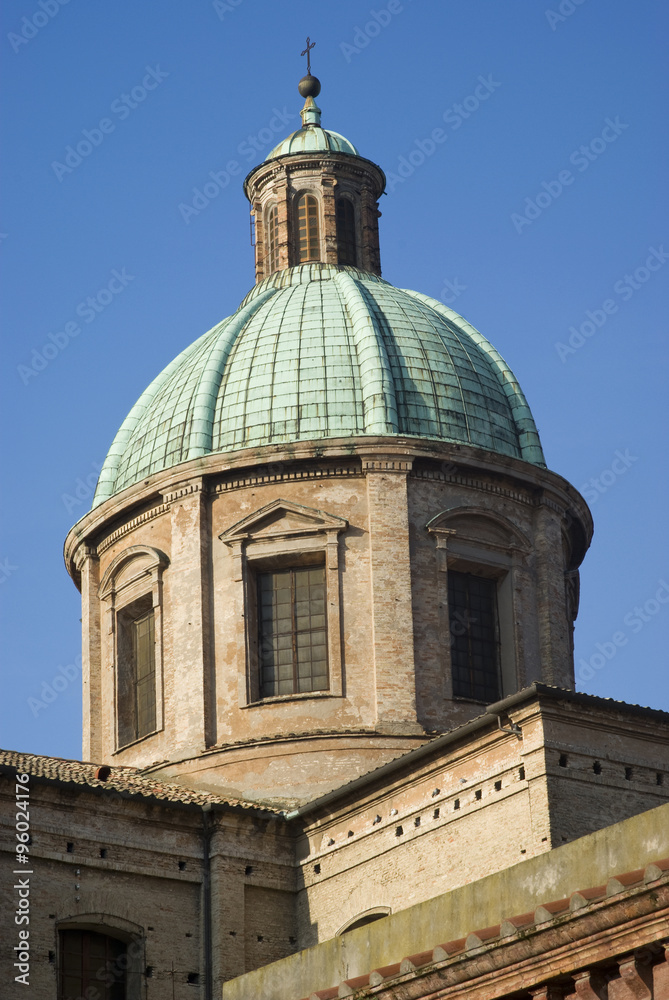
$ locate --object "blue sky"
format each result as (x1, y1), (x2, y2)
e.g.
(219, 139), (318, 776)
(1, 0), (667, 760)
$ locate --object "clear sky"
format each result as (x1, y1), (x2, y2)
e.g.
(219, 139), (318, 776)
(1, 0), (667, 760)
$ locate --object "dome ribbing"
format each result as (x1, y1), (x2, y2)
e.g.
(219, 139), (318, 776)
(265, 126), (359, 160)
(93, 264), (544, 507)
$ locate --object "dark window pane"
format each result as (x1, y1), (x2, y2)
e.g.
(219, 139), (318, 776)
(117, 599), (156, 746)
(59, 930), (127, 1000)
(336, 198), (357, 266)
(448, 571), (501, 702)
(258, 565), (329, 697)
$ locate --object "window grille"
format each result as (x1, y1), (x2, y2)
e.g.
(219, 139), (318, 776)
(296, 194), (320, 261)
(258, 566), (328, 697)
(267, 204), (279, 273)
(448, 571), (501, 702)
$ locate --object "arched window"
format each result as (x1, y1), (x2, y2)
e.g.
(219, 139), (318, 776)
(99, 545), (168, 750)
(336, 907), (391, 935)
(266, 204), (279, 274)
(336, 197), (357, 266)
(117, 595), (156, 745)
(296, 194), (320, 262)
(60, 929), (127, 999)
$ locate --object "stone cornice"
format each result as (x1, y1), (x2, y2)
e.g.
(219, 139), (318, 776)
(244, 151), (386, 201)
(96, 503), (170, 557)
(63, 437), (592, 580)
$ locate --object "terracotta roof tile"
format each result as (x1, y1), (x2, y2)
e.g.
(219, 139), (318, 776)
(400, 950), (434, 971)
(296, 862), (668, 1000)
(534, 897), (571, 922)
(569, 886), (606, 910)
(433, 937), (467, 960)
(606, 868), (646, 895)
(644, 857), (669, 882)
(466, 924), (502, 949)
(369, 964), (402, 985)
(500, 911), (535, 935)
(0, 748), (282, 814)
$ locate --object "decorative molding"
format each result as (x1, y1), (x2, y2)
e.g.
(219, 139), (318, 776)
(73, 543), (98, 571)
(362, 458), (412, 474)
(412, 466), (567, 517)
(99, 545), (170, 603)
(214, 463), (362, 493)
(97, 504), (170, 555)
(220, 499), (348, 707)
(160, 479), (205, 504)
(427, 506), (532, 554)
(412, 466), (533, 504)
(220, 498), (348, 547)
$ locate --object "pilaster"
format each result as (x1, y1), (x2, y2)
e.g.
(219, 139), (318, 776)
(534, 498), (574, 688)
(75, 544), (101, 761)
(161, 479), (214, 751)
(252, 199), (265, 283)
(321, 170), (338, 266)
(364, 457), (418, 728)
(360, 184), (382, 274)
(426, 526), (456, 705)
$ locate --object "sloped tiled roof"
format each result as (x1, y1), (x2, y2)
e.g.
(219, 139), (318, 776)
(0, 749), (282, 814)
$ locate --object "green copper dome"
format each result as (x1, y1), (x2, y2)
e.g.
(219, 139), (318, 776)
(265, 92), (359, 160)
(265, 126), (359, 160)
(93, 264), (545, 507)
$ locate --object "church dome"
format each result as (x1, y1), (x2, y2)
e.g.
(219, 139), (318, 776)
(264, 79), (359, 160)
(265, 126), (359, 160)
(93, 263), (545, 507)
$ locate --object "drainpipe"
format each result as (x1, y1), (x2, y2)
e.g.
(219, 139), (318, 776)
(202, 803), (213, 1000)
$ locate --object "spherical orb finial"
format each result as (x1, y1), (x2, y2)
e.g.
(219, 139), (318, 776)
(298, 74), (321, 98)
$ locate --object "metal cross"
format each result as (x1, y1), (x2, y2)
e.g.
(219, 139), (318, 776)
(301, 36), (315, 75)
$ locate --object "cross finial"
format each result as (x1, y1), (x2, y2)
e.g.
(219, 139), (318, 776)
(301, 36), (315, 75)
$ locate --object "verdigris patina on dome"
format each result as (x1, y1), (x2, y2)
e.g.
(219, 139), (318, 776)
(265, 126), (360, 160)
(264, 102), (360, 160)
(93, 263), (545, 507)
(265, 78), (360, 160)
